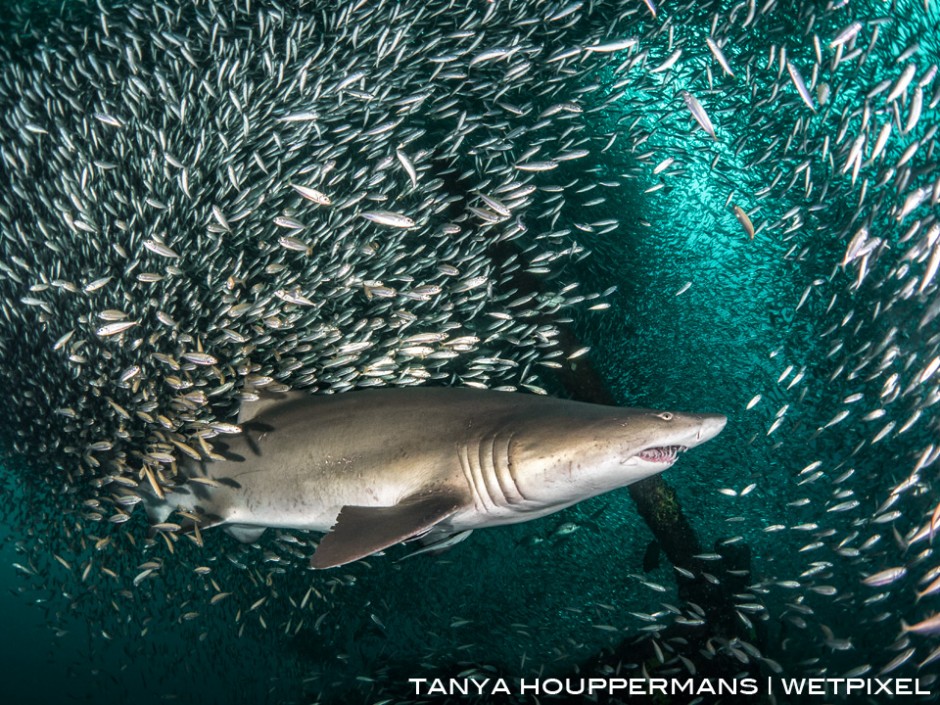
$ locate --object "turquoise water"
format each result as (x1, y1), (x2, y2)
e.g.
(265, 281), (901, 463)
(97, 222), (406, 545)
(1, 0), (940, 703)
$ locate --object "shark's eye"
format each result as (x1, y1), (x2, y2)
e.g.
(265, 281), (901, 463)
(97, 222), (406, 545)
(656, 412), (674, 421)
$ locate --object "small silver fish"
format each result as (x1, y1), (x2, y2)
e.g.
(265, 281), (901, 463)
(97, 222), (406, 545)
(96, 321), (138, 337)
(786, 61), (816, 113)
(361, 211), (416, 229)
(680, 91), (717, 140)
(290, 184), (331, 205)
(862, 567), (907, 587)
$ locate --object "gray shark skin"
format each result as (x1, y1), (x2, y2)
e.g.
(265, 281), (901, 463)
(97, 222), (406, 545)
(143, 388), (726, 569)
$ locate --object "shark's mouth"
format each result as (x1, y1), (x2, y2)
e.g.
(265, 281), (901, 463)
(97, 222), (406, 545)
(637, 445), (687, 464)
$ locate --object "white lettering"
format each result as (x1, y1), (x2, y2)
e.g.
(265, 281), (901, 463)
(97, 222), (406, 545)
(469, 679), (489, 695)
(519, 679), (539, 693)
(492, 679), (511, 694)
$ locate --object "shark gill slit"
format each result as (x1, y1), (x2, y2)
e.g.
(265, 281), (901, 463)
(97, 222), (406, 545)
(458, 440), (492, 513)
(478, 432), (504, 511)
(493, 431), (526, 506)
(478, 431), (527, 510)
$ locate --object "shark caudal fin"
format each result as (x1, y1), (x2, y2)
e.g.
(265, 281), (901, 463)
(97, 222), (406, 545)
(137, 480), (230, 543)
(135, 461), (217, 530)
(133, 480), (177, 526)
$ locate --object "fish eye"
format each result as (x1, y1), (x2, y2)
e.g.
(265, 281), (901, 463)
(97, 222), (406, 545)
(656, 412), (673, 421)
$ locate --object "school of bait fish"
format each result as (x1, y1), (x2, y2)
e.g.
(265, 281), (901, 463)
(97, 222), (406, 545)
(1, 0), (939, 702)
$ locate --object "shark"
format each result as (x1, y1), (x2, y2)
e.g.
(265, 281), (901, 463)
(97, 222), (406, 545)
(142, 387), (726, 569)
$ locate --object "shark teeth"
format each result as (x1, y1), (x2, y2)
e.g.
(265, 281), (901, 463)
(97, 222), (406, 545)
(637, 445), (687, 464)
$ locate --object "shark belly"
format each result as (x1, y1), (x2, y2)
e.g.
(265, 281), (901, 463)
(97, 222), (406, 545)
(445, 499), (579, 532)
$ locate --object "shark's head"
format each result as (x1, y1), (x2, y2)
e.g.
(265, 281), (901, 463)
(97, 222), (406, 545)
(507, 406), (727, 509)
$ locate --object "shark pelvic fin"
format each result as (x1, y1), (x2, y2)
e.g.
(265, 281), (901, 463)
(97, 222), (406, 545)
(310, 491), (464, 569)
(224, 524), (267, 543)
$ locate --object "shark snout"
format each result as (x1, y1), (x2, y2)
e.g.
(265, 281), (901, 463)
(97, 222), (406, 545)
(695, 414), (727, 444)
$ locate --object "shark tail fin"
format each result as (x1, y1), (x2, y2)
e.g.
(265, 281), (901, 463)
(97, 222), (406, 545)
(136, 464), (194, 526)
(140, 488), (175, 525)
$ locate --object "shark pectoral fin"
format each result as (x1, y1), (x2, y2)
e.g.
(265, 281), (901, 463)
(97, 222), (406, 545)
(224, 524), (267, 543)
(310, 492), (464, 570)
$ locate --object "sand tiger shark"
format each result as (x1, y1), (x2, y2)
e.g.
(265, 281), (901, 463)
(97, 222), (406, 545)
(142, 387), (726, 569)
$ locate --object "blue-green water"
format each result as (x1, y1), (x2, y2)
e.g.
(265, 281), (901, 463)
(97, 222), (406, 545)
(1, 0), (940, 703)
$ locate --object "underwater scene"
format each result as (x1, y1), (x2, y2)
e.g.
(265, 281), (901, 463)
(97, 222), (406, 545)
(1, 0), (939, 703)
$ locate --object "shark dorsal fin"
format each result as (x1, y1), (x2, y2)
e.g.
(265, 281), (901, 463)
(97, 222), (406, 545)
(237, 388), (308, 425)
(310, 491), (465, 569)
